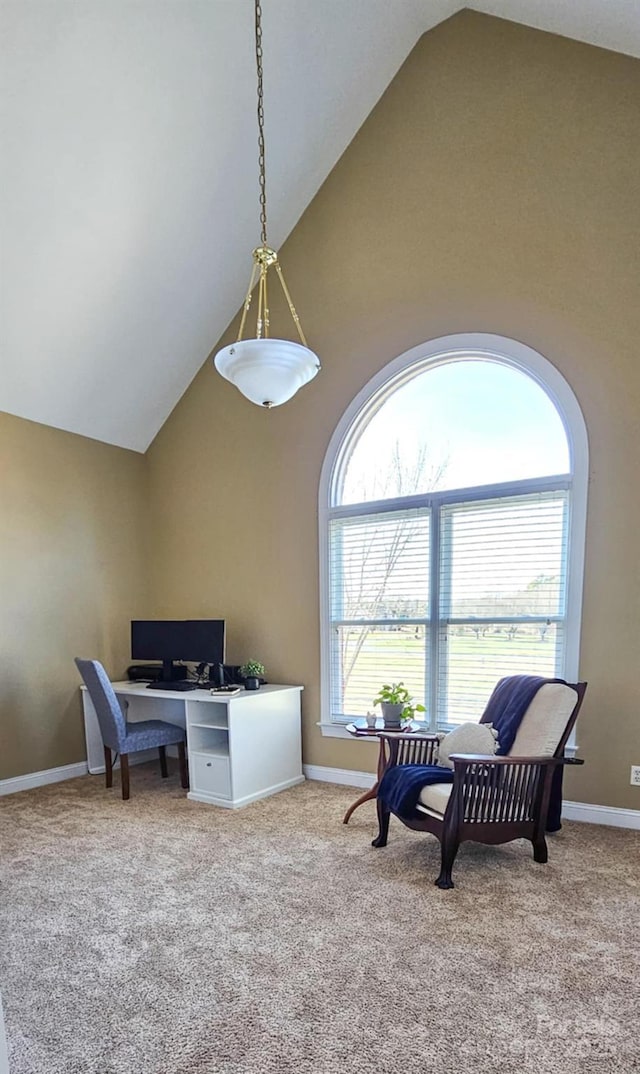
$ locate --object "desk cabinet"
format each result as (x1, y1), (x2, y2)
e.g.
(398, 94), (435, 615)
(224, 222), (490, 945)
(81, 682), (304, 808)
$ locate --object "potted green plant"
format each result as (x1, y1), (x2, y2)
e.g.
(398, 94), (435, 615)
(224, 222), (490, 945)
(239, 660), (265, 691)
(373, 682), (425, 729)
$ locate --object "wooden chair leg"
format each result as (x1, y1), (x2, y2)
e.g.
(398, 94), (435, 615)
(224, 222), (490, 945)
(177, 741), (189, 790)
(120, 754), (130, 800)
(435, 831), (459, 889)
(532, 801), (550, 863)
(159, 745), (168, 778)
(371, 797), (390, 848)
(533, 835), (548, 863)
(104, 746), (113, 789)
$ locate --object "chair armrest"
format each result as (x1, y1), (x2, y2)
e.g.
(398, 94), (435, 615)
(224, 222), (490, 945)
(446, 753), (559, 825)
(449, 753), (562, 766)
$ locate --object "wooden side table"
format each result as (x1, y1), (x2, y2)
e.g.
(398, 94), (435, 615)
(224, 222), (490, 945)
(342, 719), (435, 824)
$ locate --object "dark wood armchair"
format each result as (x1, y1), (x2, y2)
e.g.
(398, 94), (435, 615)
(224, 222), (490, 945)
(372, 681), (587, 889)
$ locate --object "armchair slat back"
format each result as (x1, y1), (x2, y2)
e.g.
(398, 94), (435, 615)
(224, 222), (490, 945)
(379, 733), (439, 771)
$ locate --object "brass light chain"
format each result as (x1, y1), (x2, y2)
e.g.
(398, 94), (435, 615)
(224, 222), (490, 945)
(255, 0), (267, 248)
(233, 0), (314, 355)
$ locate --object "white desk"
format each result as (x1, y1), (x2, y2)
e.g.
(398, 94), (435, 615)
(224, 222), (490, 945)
(81, 681), (304, 809)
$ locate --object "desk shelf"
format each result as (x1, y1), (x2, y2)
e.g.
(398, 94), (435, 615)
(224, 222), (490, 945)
(189, 725), (228, 756)
(190, 721), (228, 732)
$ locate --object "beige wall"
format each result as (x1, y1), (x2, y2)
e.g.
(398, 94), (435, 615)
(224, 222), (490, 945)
(0, 412), (149, 779)
(146, 12), (640, 811)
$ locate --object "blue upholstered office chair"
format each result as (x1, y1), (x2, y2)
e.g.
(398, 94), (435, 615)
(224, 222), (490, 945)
(75, 658), (189, 800)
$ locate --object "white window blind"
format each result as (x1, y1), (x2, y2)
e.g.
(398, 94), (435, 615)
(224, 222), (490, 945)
(327, 488), (569, 728)
(328, 507), (430, 720)
(437, 490), (569, 727)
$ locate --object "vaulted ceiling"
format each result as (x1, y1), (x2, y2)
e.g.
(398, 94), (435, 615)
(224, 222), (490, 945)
(2, 1), (639, 452)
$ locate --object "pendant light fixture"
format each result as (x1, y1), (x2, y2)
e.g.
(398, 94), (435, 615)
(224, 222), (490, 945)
(213, 0), (320, 408)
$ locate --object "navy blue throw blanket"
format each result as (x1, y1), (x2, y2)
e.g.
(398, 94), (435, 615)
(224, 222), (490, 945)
(378, 763), (454, 819)
(378, 675), (568, 830)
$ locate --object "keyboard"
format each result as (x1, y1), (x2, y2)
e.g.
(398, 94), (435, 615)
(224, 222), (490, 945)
(146, 681), (197, 692)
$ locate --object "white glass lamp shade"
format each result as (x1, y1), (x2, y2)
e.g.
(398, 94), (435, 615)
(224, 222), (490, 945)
(214, 338), (320, 408)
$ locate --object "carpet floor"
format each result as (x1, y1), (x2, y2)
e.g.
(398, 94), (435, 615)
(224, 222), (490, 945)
(0, 766), (638, 1074)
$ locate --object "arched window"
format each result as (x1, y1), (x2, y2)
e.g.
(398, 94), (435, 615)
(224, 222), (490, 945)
(319, 334), (587, 734)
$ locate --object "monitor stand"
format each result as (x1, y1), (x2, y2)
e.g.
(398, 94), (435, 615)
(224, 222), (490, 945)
(161, 660), (186, 683)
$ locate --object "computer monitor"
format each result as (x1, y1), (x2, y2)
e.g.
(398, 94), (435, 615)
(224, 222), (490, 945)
(131, 620), (226, 682)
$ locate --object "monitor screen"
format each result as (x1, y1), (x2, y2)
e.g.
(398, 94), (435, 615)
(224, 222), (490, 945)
(131, 620), (226, 680)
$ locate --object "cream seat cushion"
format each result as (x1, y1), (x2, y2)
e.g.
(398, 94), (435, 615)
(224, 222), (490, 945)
(508, 682), (577, 757)
(417, 782), (453, 817)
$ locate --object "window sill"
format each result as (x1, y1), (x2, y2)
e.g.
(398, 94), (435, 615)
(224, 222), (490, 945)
(317, 722), (374, 740)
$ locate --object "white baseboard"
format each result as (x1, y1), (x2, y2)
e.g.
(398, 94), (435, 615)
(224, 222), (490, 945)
(0, 746), (178, 795)
(0, 761), (88, 796)
(303, 764), (375, 790)
(561, 800), (640, 830)
(303, 764), (640, 831)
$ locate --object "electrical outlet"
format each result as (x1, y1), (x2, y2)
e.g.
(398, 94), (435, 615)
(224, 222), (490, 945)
(631, 766), (640, 787)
